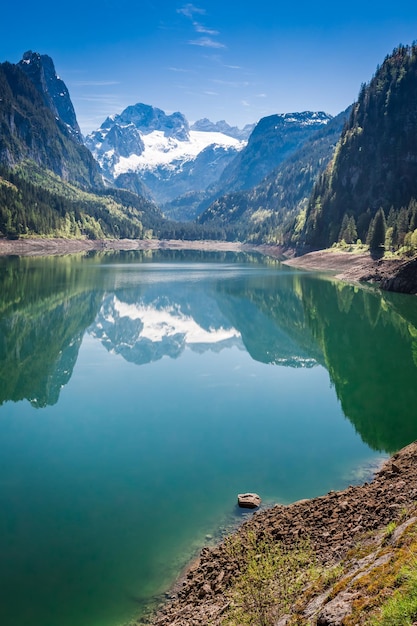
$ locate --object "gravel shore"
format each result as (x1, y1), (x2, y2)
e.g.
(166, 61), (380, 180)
(151, 442), (417, 625)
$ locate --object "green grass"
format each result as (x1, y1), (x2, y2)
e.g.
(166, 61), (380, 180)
(370, 566), (417, 625)
(221, 530), (318, 626)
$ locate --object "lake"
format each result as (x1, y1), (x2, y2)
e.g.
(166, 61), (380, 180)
(1, 249), (417, 626)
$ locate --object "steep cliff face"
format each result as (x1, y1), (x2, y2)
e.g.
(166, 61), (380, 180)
(18, 50), (83, 143)
(0, 59), (102, 188)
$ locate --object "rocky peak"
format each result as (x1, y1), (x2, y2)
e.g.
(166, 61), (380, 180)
(190, 118), (255, 140)
(18, 50), (83, 143)
(101, 103), (190, 141)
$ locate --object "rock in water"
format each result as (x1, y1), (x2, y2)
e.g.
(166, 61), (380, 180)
(238, 493), (261, 509)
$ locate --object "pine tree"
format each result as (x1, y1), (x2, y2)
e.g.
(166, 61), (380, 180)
(367, 208), (386, 252)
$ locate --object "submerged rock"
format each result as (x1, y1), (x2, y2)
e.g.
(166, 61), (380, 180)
(237, 493), (261, 508)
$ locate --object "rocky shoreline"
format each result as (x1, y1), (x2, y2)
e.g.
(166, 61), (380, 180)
(150, 442), (417, 625)
(282, 249), (417, 294)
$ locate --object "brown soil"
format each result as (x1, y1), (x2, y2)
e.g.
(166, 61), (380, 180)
(150, 442), (417, 625)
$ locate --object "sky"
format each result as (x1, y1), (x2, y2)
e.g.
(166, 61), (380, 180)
(2, 1), (417, 135)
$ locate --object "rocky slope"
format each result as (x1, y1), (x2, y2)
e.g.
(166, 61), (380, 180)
(151, 441), (417, 625)
(283, 249), (417, 294)
(214, 111), (333, 197)
(18, 50), (83, 143)
(0, 55), (102, 188)
(85, 104), (246, 206)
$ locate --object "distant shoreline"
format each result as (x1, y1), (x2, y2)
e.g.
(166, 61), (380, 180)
(1, 237), (416, 293)
(0, 237), (257, 257)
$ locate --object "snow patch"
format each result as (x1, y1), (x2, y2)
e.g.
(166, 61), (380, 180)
(114, 130), (244, 175)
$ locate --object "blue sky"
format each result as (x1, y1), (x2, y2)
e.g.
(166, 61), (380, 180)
(2, 1), (417, 134)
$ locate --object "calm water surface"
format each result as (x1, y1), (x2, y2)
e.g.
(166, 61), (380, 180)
(1, 250), (417, 626)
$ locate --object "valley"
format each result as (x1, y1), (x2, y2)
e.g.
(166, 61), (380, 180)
(2, 29), (417, 626)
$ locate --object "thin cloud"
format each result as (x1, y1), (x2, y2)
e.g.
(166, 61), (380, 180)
(189, 37), (226, 49)
(256, 93), (267, 98)
(241, 100), (250, 107)
(202, 56), (244, 70)
(204, 90), (219, 96)
(211, 79), (251, 87)
(177, 3), (205, 18)
(193, 21), (219, 35)
(179, 4), (225, 49)
(168, 66), (194, 73)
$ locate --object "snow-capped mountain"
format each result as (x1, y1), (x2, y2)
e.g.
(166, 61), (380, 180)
(85, 103), (247, 206)
(214, 111), (334, 195)
(190, 118), (255, 140)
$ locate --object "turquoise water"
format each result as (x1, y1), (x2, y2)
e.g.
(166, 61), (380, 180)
(1, 250), (417, 626)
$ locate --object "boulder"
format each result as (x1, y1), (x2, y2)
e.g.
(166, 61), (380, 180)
(238, 493), (261, 509)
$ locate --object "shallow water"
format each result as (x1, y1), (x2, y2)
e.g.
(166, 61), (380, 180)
(1, 250), (417, 626)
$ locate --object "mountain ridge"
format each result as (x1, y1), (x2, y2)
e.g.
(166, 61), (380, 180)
(190, 118), (255, 140)
(85, 102), (247, 207)
(0, 53), (166, 239)
(197, 109), (348, 243)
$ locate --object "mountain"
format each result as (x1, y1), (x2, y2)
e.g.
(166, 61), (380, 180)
(212, 111), (333, 197)
(301, 44), (417, 251)
(190, 118), (255, 140)
(198, 109), (349, 243)
(0, 57), (102, 188)
(0, 161), (164, 239)
(85, 103), (247, 207)
(163, 110), (334, 222)
(0, 53), (165, 239)
(18, 51), (83, 143)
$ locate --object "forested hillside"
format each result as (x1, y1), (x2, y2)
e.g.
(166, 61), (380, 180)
(0, 55), (168, 240)
(0, 61), (101, 188)
(198, 110), (349, 244)
(301, 44), (417, 251)
(0, 163), (164, 239)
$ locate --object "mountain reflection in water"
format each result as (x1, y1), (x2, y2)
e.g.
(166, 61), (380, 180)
(1, 250), (417, 452)
(1, 250), (417, 626)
